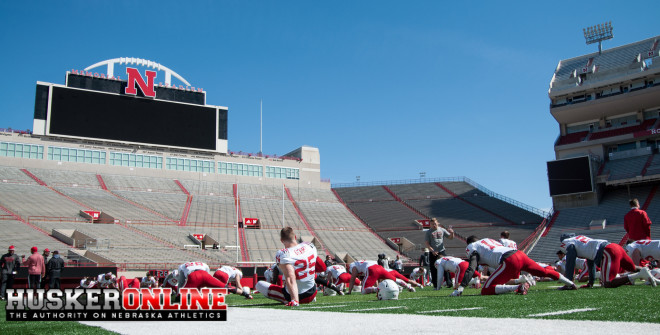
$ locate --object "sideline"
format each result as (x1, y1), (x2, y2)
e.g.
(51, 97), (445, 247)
(82, 307), (660, 335)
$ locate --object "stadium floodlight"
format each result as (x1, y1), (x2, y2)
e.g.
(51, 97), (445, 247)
(583, 21), (613, 54)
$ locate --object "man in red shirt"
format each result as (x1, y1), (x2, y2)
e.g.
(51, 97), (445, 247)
(624, 199), (652, 241)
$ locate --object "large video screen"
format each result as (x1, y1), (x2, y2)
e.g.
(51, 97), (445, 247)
(547, 156), (594, 196)
(47, 86), (225, 151)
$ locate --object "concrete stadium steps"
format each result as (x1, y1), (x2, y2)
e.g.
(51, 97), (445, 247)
(378, 229), (466, 260)
(343, 200), (423, 230)
(29, 168), (100, 188)
(88, 248), (201, 266)
(438, 181), (488, 197)
(457, 196), (544, 225)
(0, 166), (39, 184)
(528, 184), (656, 263)
(113, 191), (187, 222)
(30, 221), (164, 248)
(102, 174), (182, 193)
(244, 229), (281, 262)
(237, 183), (282, 199)
(600, 155), (649, 180)
(387, 183), (453, 200)
(0, 220), (72, 260)
(239, 197), (306, 229)
(408, 198), (504, 226)
(55, 187), (167, 221)
(315, 230), (398, 261)
(290, 187), (340, 202)
(128, 224), (238, 263)
(297, 201), (367, 230)
(178, 179), (234, 196)
(186, 195), (236, 225)
(0, 183), (87, 218)
(333, 186), (394, 202)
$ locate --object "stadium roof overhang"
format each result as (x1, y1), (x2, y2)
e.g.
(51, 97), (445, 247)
(550, 85), (660, 124)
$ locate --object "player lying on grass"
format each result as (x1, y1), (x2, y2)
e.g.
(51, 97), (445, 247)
(560, 233), (660, 288)
(451, 236), (576, 296)
(213, 265), (253, 299)
(255, 227), (318, 306)
(435, 256), (482, 290)
(347, 260), (417, 294)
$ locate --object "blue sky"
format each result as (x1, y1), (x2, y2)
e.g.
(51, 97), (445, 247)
(1, 1), (658, 211)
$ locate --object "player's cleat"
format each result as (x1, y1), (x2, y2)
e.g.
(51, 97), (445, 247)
(640, 267), (658, 287)
(450, 289), (462, 297)
(408, 287), (416, 293)
(338, 290), (345, 295)
(516, 282), (530, 295)
(525, 274), (537, 286)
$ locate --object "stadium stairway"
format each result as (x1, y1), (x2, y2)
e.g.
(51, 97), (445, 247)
(284, 185), (331, 257)
(233, 184), (250, 262)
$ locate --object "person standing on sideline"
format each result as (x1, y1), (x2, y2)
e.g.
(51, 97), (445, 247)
(1, 245), (21, 300)
(41, 248), (50, 289)
(47, 250), (65, 289)
(25, 246), (45, 289)
(425, 218), (455, 288)
(624, 199), (652, 241)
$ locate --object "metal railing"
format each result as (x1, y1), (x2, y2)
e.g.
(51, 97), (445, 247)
(332, 176), (549, 218)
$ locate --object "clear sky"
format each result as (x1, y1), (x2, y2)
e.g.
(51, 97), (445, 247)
(1, 1), (658, 211)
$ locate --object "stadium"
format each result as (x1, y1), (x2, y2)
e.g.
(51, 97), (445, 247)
(2, 15), (660, 335)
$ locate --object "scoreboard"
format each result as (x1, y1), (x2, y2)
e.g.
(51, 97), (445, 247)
(33, 73), (227, 153)
(547, 156), (594, 196)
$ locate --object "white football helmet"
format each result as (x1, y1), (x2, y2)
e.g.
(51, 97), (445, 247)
(377, 279), (399, 300)
(323, 287), (337, 296)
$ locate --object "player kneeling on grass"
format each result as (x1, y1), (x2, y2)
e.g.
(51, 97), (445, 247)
(559, 233), (660, 288)
(625, 239), (660, 267)
(435, 256), (482, 290)
(347, 260), (416, 294)
(452, 236), (576, 296)
(213, 265), (253, 299)
(255, 227), (318, 306)
(326, 264), (361, 293)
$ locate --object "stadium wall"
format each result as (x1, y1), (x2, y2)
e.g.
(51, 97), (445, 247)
(0, 132), (327, 189)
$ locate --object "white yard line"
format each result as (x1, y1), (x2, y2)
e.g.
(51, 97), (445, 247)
(528, 308), (599, 317)
(302, 304), (348, 309)
(418, 307), (484, 313)
(346, 306), (407, 312)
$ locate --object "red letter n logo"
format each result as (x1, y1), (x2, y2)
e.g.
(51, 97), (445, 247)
(125, 67), (157, 97)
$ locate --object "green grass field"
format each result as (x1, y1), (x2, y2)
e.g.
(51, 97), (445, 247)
(227, 281), (660, 323)
(1, 281), (657, 334)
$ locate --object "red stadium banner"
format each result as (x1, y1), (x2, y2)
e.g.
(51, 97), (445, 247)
(83, 210), (101, 220)
(244, 218), (260, 228)
(416, 219), (431, 228)
(390, 237), (401, 244)
(192, 233), (205, 241)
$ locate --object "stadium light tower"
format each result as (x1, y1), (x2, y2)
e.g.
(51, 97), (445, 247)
(583, 21), (613, 54)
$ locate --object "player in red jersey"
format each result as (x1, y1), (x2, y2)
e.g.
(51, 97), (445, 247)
(347, 260), (416, 294)
(452, 236), (576, 296)
(255, 227), (318, 306)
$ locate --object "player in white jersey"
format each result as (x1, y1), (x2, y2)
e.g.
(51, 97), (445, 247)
(175, 261), (228, 291)
(264, 263), (278, 284)
(452, 236), (575, 296)
(409, 267), (428, 286)
(78, 277), (97, 288)
(625, 240), (660, 265)
(347, 260), (416, 294)
(141, 275), (158, 288)
(96, 273), (117, 288)
(213, 265), (253, 299)
(255, 227), (318, 306)
(435, 256), (482, 290)
(500, 231), (518, 250)
(163, 270), (179, 291)
(560, 233), (659, 288)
